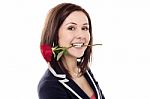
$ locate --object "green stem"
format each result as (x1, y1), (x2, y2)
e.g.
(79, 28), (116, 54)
(55, 43), (102, 50)
(83, 44), (102, 47)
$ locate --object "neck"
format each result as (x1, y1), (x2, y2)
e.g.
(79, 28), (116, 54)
(61, 55), (78, 73)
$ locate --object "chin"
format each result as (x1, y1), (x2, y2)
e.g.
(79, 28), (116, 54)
(70, 52), (84, 58)
(67, 47), (86, 58)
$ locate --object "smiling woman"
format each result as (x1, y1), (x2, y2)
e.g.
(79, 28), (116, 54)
(38, 3), (105, 99)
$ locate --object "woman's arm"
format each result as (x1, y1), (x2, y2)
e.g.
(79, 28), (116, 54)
(38, 80), (69, 99)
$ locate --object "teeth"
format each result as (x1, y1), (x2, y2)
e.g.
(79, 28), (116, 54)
(72, 43), (84, 47)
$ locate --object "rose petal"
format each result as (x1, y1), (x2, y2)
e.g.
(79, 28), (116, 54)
(40, 44), (53, 62)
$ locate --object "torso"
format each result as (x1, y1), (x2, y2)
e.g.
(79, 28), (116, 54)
(72, 75), (94, 98)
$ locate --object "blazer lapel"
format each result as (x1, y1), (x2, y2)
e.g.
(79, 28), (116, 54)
(48, 64), (83, 99)
(86, 70), (102, 99)
(48, 64), (66, 78)
(58, 79), (83, 99)
(48, 62), (102, 99)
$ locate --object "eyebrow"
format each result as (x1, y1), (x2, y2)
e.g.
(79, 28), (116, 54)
(83, 23), (89, 25)
(65, 22), (89, 26)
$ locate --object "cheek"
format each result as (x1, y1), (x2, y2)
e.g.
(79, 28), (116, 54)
(58, 33), (72, 46)
(86, 33), (90, 43)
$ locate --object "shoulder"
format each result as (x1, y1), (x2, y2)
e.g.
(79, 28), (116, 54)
(38, 69), (69, 99)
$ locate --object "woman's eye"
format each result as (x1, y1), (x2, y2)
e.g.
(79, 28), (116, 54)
(82, 26), (89, 31)
(67, 26), (76, 31)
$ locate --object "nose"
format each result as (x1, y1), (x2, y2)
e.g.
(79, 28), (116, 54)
(75, 34), (86, 43)
(75, 30), (86, 41)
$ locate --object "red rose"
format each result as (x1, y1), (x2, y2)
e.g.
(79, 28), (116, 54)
(40, 44), (53, 62)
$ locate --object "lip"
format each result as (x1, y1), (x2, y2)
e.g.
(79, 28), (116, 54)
(71, 42), (84, 48)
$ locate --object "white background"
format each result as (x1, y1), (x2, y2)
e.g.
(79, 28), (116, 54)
(0, 0), (150, 99)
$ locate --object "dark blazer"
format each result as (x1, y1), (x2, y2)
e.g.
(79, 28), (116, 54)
(38, 62), (105, 99)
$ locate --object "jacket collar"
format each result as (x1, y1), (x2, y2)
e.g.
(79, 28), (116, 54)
(48, 63), (66, 79)
(86, 69), (102, 99)
(48, 63), (102, 99)
(48, 63), (82, 99)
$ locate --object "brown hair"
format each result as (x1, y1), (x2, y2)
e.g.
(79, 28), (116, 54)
(40, 3), (93, 77)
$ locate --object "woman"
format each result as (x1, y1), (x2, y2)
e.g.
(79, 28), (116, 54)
(38, 3), (105, 99)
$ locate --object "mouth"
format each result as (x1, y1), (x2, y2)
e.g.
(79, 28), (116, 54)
(71, 43), (84, 48)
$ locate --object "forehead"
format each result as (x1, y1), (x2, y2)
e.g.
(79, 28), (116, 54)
(63, 11), (89, 25)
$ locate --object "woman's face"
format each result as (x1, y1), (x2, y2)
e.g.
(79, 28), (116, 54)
(58, 11), (90, 58)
